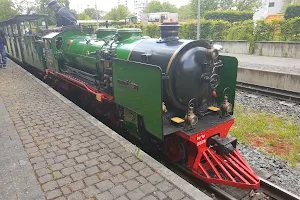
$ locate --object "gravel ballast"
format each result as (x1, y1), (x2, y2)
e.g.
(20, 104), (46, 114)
(234, 90), (300, 196)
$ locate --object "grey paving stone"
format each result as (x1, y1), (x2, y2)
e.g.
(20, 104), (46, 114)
(110, 157), (124, 165)
(98, 163), (112, 171)
(142, 195), (158, 200)
(42, 180), (59, 192)
(75, 155), (89, 163)
(96, 180), (115, 192)
(74, 164), (86, 172)
(110, 174), (128, 184)
(83, 185), (100, 198)
(67, 151), (80, 158)
(69, 180), (85, 191)
(51, 163), (64, 171)
(139, 167), (154, 177)
(132, 162), (147, 171)
(125, 156), (139, 165)
(116, 195), (129, 200)
(54, 155), (68, 163)
(98, 171), (112, 181)
(62, 158), (77, 167)
(57, 176), (73, 187)
(136, 176), (148, 184)
(96, 191), (114, 200)
(85, 166), (100, 176)
(167, 188), (185, 200)
(126, 188), (146, 200)
(38, 174), (53, 184)
(123, 179), (141, 191)
(139, 183), (157, 195)
(156, 181), (174, 192)
(68, 191), (86, 200)
(108, 166), (124, 176)
(45, 189), (62, 199)
(109, 185), (128, 198)
(84, 175), (100, 186)
(121, 163), (131, 170)
(147, 173), (164, 185)
(61, 167), (76, 176)
(123, 169), (139, 179)
(85, 159), (99, 167)
(71, 171), (87, 181)
(153, 191), (167, 200)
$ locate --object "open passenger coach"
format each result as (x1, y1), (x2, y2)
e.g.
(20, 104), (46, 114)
(0, 15), (260, 189)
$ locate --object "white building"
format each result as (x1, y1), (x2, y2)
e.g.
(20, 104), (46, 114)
(253, 0), (284, 20)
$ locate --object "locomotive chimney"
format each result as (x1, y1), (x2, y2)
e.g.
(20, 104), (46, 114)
(158, 22), (181, 42)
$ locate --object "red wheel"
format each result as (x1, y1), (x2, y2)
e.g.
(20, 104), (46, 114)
(164, 135), (183, 162)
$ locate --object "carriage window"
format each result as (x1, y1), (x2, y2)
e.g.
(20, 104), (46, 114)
(30, 20), (38, 34)
(19, 22), (26, 35)
(24, 21), (32, 34)
(7, 24), (13, 36)
(12, 24), (19, 35)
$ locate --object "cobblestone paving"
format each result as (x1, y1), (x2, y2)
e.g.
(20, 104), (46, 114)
(0, 61), (198, 200)
(0, 95), (45, 200)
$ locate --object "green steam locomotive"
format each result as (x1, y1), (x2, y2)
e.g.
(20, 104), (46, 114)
(0, 15), (260, 189)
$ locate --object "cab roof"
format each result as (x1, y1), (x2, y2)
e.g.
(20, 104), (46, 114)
(0, 14), (48, 24)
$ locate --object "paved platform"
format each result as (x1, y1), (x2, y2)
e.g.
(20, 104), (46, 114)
(221, 53), (300, 75)
(0, 59), (212, 200)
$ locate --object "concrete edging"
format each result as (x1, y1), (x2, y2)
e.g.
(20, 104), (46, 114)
(13, 61), (212, 200)
(237, 67), (300, 93)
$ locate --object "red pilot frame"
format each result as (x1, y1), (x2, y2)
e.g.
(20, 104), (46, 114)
(176, 119), (260, 189)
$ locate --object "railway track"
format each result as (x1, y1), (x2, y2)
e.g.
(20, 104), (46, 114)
(236, 82), (300, 104)
(162, 157), (300, 200)
(259, 178), (300, 200)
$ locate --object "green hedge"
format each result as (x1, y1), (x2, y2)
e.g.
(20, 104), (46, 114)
(204, 10), (253, 23)
(284, 5), (300, 19)
(279, 17), (300, 41)
(100, 18), (300, 42)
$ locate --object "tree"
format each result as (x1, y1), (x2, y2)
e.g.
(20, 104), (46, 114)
(0, 0), (18, 21)
(82, 8), (105, 19)
(178, 4), (193, 21)
(104, 5), (131, 21)
(234, 0), (262, 11)
(144, 1), (178, 13)
(283, 0), (300, 10)
(161, 2), (178, 12)
(190, 0), (219, 18)
(144, 0), (162, 13)
(78, 12), (91, 20)
(64, 0), (69, 9)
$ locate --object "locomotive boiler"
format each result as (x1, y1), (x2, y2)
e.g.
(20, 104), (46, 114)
(41, 23), (260, 189)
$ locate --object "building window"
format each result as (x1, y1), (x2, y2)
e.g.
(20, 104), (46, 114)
(269, 2), (275, 7)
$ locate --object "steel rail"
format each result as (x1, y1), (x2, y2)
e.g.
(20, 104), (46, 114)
(236, 82), (300, 103)
(259, 178), (300, 200)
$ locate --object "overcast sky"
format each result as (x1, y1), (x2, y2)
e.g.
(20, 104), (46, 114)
(69, 0), (190, 13)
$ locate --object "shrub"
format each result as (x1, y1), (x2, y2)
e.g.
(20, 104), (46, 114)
(227, 20), (254, 41)
(204, 10), (253, 23)
(280, 17), (300, 41)
(284, 5), (300, 19)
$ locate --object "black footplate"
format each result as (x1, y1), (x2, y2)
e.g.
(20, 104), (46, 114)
(207, 135), (237, 157)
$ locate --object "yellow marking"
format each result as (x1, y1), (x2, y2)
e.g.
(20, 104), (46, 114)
(96, 94), (102, 102)
(208, 106), (220, 111)
(171, 117), (185, 123)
